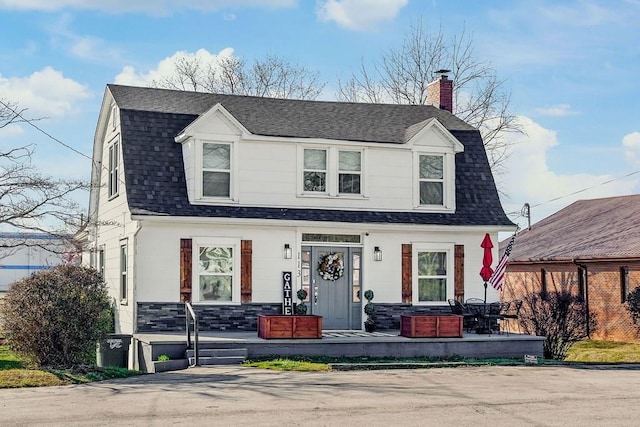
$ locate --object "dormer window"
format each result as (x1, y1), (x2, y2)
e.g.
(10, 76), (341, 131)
(413, 151), (454, 211)
(202, 142), (231, 198)
(419, 154), (443, 205)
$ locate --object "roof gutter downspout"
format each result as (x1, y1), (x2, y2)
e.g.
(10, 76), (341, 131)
(572, 260), (590, 339)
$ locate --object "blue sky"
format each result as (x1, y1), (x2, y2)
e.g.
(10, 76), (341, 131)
(1, 0), (639, 230)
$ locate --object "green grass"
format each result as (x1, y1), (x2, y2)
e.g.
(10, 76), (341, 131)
(0, 345), (143, 388)
(565, 340), (640, 363)
(244, 341), (640, 371)
(244, 358), (329, 371)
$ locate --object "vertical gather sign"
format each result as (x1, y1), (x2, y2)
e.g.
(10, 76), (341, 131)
(282, 271), (293, 315)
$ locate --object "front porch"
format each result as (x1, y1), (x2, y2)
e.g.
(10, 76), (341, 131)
(133, 330), (545, 373)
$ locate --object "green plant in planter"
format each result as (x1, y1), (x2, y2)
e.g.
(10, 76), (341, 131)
(294, 289), (308, 315)
(363, 290), (376, 332)
(157, 354), (170, 362)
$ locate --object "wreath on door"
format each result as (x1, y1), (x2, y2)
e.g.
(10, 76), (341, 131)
(317, 253), (344, 281)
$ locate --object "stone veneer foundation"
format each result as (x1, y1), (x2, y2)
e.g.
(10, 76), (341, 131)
(136, 302), (451, 332)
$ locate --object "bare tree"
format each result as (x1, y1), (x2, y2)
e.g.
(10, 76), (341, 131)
(337, 21), (520, 174)
(0, 101), (87, 255)
(152, 53), (326, 100)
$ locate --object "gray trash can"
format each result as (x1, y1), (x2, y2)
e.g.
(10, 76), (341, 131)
(96, 334), (132, 368)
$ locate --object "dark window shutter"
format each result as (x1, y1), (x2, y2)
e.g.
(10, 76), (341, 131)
(180, 239), (192, 303)
(454, 245), (464, 302)
(402, 244), (412, 303)
(241, 240), (252, 303)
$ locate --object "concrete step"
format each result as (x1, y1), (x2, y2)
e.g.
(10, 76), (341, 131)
(188, 355), (246, 366)
(186, 347), (248, 366)
(186, 348), (248, 359)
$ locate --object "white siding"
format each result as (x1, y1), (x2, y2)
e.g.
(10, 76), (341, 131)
(178, 111), (459, 212)
(133, 220), (500, 308)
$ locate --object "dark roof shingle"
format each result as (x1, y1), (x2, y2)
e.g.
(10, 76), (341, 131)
(107, 84), (512, 226)
(507, 195), (640, 261)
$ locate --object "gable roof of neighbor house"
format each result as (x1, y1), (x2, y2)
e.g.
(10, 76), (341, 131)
(105, 84), (513, 227)
(507, 194), (640, 262)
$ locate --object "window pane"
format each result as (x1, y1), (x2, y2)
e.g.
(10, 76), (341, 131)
(301, 234), (361, 243)
(420, 182), (443, 205)
(304, 149), (326, 170)
(339, 173), (361, 194)
(303, 171), (326, 192)
(203, 171), (230, 197)
(203, 143), (230, 169)
(199, 275), (232, 301)
(199, 247), (233, 273)
(418, 252), (447, 276)
(418, 278), (447, 302)
(419, 155), (443, 179)
(339, 151), (361, 171)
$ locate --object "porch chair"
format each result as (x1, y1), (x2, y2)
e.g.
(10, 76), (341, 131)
(482, 302), (505, 336)
(448, 299), (477, 333)
(501, 300), (522, 336)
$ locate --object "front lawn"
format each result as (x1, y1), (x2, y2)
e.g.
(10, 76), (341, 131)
(0, 345), (143, 388)
(565, 340), (640, 363)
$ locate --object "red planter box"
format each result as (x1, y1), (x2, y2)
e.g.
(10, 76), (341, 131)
(400, 314), (463, 338)
(258, 315), (323, 339)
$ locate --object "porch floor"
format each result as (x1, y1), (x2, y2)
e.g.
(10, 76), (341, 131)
(134, 330), (545, 365)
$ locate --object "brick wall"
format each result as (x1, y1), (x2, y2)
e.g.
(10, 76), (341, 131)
(504, 261), (640, 342)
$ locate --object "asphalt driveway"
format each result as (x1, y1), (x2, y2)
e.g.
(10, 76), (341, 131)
(1, 365), (639, 426)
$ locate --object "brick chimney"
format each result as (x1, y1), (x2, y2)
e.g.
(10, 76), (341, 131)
(426, 70), (453, 113)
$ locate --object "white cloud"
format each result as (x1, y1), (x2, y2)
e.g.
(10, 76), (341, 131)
(0, 0), (295, 14)
(45, 14), (126, 64)
(0, 124), (25, 139)
(500, 116), (637, 228)
(316, 0), (408, 31)
(115, 48), (235, 89)
(0, 67), (91, 117)
(535, 103), (580, 117)
(622, 131), (640, 164)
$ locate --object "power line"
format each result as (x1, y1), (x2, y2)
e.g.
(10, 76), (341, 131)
(0, 99), (128, 190)
(505, 168), (640, 218)
(0, 99), (93, 161)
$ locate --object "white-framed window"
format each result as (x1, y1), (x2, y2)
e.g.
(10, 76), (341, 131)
(413, 151), (455, 210)
(98, 247), (105, 279)
(202, 142), (231, 198)
(193, 238), (240, 304)
(413, 243), (454, 304)
(119, 240), (128, 303)
(338, 150), (361, 194)
(419, 154), (443, 205)
(110, 104), (118, 130)
(300, 147), (365, 197)
(108, 138), (119, 198)
(303, 148), (327, 193)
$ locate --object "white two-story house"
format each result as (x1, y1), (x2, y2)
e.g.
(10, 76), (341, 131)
(87, 76), (514, 335)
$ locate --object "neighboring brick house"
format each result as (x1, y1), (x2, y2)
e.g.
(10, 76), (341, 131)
(503, 195), (640, 342)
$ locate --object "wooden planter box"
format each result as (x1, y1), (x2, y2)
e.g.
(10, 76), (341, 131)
(258, 315), (322, 339)
(400, 314), (463, 338)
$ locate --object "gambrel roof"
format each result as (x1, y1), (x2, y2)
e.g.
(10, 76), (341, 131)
(508, 194), (640, 262)
(105, 84), (513, 227)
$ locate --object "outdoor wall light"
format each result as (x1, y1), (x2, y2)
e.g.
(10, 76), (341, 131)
(374, 246), (383, 261)
(284, 244), (292, 260)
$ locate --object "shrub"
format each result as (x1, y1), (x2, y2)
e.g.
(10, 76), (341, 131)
(518, 290), (596, 360)
(1, 265), (113, 368)
(627, 286), (640, 328)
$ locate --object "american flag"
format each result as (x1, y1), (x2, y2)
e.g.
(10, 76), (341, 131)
(488, 233), (516, 292)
